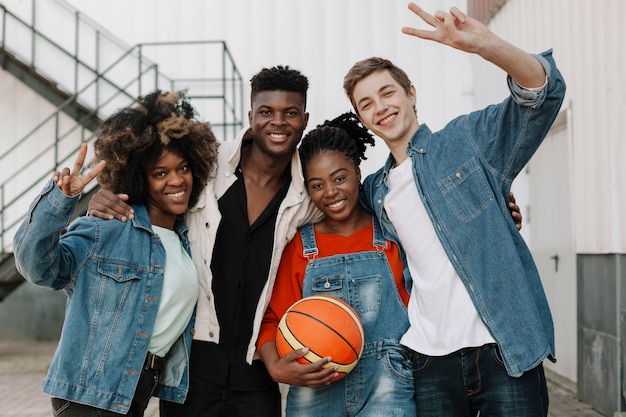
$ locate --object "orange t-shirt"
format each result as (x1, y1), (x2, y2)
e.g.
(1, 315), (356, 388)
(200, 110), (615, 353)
(257, 221), (409, 352)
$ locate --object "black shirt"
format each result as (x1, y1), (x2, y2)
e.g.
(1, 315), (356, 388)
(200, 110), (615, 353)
(196, 163), (290, 389)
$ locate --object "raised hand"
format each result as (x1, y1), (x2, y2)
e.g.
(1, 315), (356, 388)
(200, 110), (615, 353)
(56, 143), (106, 197)
(400, 2), (545, 88)
(401, 3), (492, 54)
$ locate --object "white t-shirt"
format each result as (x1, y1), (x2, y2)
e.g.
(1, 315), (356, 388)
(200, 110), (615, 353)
(149, 225), (199, 357)
(385, 158), (495, 355)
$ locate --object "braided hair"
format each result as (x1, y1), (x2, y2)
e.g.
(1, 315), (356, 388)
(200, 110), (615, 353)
(299, 112), (375, 178)
(94, 90), (218, 208)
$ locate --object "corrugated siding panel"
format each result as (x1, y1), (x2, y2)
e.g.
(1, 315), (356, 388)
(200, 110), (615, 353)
(473, 0), (625, 253)
(468, 0), (506, 23)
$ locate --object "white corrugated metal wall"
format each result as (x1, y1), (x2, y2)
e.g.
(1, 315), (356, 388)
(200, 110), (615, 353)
(472, 0), (625, 255)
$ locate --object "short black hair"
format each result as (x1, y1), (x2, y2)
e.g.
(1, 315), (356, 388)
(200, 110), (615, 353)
(250, 65), (309, 107)
(94, 90), (219, 208)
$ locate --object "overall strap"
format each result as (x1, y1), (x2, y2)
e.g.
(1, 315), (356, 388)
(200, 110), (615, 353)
(371, 216), (388, 250)
(299, 223), (318, 259)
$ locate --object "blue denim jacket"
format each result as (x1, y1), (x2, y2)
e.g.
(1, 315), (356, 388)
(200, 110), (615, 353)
(361, 50), (566, 377)
(13, 180), (194, 413)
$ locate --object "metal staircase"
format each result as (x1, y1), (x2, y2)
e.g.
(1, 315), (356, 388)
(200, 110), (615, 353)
(0, 0), (244, 300)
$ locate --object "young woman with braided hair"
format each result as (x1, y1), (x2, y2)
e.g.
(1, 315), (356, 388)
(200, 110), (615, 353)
(258, 113), (415, 416)
(13, 90), (218, 417)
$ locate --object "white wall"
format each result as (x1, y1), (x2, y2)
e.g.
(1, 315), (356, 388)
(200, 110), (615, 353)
(471, 0), (625, 254)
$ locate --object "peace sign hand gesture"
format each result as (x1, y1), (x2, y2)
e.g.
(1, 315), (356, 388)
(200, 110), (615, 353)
(401, 3), (492, 54)
(55, 143), (106, 197)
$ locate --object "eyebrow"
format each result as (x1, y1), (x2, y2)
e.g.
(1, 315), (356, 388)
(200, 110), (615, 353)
(149, 158), (187, 171)
(256, 104), (301, 112)
(356, 84), (394, 108)
(306, 167), (349, 185)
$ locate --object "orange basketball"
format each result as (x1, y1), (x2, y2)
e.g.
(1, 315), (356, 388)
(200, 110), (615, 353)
(276, 295), (364, 381)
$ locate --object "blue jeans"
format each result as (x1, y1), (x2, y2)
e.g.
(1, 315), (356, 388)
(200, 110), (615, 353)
(411, 344), (548, 417)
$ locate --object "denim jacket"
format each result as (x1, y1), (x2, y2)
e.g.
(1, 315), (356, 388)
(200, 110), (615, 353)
(361, 50), (566, 377)
(13, 180), (194, 413)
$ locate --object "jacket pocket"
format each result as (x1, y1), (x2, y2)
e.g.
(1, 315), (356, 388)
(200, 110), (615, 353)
(89, 261), (142, 312)
(436, 158), (494, 222)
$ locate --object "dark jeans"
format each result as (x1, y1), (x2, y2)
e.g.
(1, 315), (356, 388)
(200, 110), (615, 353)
(412, 343), (549, 417)
(51, 365), (159, 416)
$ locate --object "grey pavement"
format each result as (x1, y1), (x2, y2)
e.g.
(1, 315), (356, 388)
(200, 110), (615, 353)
(0, 339), (603, 417)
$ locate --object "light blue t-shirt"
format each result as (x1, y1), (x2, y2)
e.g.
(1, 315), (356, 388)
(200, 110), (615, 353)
(149, 225), (199, 357)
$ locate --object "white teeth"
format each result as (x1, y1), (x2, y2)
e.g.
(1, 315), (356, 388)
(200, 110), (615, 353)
(328, 200), (344, 208)
(167, 191), (185, 198)
(380, 114), (395, 125)
(270, 133), (287, 139)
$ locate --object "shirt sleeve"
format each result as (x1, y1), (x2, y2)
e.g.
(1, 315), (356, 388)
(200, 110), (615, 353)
(257, 232), (307, 352)
(506, 50), (553, 108)
(13, 179), (91, 290)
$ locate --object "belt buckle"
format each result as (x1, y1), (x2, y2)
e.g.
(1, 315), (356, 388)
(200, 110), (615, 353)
(146, 352), (163, 373)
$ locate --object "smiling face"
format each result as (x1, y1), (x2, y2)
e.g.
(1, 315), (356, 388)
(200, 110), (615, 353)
(352, 69), (419, 155)
(305, 150), (362, 226)
(248, 90), (309, 160)
(144, 148), (193, 229)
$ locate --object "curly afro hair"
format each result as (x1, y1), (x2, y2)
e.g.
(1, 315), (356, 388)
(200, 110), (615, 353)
(94, 90), (218, 208)
(250, 65), (309, 107)
(298, 111), (375, 179)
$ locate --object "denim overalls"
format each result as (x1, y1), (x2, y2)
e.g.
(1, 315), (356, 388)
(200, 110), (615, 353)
(285, 218), (415, 417)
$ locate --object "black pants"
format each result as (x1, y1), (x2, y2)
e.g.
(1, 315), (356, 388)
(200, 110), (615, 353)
(160, 371), (281, 417)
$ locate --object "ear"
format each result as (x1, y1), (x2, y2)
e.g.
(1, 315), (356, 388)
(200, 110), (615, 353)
(356, 167), (362, 183)
(409, 85), (417, 108)
(303, 111), (310, 129)
(248, 110), (253, 127)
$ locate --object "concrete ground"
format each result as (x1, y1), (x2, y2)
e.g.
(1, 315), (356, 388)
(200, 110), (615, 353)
(0, 339), (603, 417)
